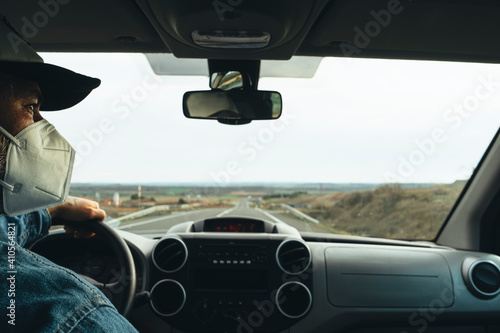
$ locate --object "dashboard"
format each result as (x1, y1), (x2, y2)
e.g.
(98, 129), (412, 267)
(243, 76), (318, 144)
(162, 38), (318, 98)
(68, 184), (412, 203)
(32, 217), (500, 333)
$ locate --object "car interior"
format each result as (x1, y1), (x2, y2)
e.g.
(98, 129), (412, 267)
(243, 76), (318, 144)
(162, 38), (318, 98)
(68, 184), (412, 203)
(3, 0), (500, 332)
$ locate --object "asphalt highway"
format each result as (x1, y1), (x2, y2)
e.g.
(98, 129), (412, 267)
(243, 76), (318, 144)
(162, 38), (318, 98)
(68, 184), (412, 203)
(118, 200), (326, 234)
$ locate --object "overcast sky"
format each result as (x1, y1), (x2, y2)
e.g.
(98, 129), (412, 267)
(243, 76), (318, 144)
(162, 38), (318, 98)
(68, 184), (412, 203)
(40, 53), (500, 185)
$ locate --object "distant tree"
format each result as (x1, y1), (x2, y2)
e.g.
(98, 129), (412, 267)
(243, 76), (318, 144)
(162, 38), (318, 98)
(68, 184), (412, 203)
(178, 198), (187, 204)
(131, 194), (146, 200)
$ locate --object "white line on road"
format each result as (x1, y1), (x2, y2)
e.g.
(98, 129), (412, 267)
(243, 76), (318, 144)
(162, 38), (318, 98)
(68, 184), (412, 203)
(216, 206), (238, 217)
(118, 211), (195, 229)
(256, 208), (285, 224)
(119, 204), (285, 230)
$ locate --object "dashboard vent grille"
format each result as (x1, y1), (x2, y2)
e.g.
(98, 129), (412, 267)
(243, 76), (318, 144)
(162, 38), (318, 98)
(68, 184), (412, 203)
(150, 279), (186, 316)
(276, 239), (311, 275)
(276, 281), (312, 318)
(469, 261), (500, 298)
(152, 237), (188, 273)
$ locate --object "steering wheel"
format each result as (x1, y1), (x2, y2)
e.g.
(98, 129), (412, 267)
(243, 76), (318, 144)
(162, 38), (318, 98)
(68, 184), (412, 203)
(43, 219), (136, 317)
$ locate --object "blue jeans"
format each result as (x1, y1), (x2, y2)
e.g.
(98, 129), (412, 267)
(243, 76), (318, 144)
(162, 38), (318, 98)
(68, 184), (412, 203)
(0, 211), (138, 332)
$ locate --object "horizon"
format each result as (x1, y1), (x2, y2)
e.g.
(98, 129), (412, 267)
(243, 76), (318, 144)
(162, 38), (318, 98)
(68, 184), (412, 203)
(69, 180), (465, 186)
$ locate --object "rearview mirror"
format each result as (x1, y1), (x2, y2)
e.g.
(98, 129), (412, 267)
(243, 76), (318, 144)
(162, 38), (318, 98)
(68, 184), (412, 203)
(183, 90), (282, 125)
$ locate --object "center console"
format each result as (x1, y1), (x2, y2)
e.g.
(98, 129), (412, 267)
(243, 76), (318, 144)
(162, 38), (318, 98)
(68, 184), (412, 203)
(149, 218), (313, 332)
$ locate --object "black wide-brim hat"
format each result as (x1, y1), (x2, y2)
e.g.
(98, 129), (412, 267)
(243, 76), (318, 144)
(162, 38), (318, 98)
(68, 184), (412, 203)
(0, 17), (100, 111)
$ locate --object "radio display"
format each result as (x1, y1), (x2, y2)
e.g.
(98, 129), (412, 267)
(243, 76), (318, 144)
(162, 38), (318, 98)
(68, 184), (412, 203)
(195, 269), (268, 291)
(204, 218), (265, 233)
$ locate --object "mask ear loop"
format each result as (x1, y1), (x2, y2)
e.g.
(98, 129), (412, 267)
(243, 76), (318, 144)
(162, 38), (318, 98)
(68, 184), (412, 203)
(0, 126), (21, 148)
(0, 126), (20, 192)
(0, 179), (14, 192)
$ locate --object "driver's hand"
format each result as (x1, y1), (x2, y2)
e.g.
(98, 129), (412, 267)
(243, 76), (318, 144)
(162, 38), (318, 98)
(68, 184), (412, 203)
(48, 196), (106, 238)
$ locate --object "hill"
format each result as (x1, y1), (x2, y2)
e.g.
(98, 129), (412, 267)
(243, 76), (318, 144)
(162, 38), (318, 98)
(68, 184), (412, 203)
(264, 182), (467, 240)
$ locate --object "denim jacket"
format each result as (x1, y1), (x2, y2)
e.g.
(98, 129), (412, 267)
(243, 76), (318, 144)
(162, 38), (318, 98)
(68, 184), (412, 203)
(0, 211), (138, 332)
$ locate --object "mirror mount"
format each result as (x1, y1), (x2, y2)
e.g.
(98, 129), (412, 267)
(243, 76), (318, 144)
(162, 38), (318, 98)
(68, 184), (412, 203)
(184, 60), (280, 125)
(211, 71), (246, 91)
(208, 59), (260, 90)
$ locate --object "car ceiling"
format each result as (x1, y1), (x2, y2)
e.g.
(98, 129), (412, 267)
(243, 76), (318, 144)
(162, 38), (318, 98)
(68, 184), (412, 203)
(2, 0), (500, 63)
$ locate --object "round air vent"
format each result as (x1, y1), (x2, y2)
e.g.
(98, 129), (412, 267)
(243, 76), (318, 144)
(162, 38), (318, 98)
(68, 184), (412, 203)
(276, 239), (311, 275)
(463, 258), (500, 298)
(150, 279), (186, 316)
(152, 237), (188, 273)
(276, 281), (312, 318)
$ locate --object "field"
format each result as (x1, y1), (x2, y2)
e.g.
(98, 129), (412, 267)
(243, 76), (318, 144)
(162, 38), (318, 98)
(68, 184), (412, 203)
(261, 182), (467, 240)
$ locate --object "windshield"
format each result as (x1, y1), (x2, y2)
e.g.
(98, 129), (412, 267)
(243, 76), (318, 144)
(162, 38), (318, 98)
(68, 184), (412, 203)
(43, 53), (500, 240)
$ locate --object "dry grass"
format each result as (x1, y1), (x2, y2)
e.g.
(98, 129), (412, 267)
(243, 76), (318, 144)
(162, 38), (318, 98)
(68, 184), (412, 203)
(263, 182), (466, 240)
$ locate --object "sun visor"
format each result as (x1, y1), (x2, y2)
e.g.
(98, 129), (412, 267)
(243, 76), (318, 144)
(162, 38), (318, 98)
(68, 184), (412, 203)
(145, 54), (322, 78)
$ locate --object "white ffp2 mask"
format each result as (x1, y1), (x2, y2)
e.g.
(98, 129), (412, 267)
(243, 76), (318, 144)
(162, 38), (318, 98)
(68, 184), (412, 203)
(0, 119), (75, 217)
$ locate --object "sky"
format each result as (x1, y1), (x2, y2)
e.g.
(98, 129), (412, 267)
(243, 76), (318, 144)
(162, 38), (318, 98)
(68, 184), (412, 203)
(40, 53), (500, 185)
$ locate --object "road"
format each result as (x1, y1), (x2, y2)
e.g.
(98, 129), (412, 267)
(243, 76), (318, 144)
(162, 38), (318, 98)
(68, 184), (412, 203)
(118, 200), (326, 234)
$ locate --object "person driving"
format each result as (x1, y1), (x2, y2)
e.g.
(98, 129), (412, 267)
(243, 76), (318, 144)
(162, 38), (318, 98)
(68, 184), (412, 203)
(0, 17), (138, 332)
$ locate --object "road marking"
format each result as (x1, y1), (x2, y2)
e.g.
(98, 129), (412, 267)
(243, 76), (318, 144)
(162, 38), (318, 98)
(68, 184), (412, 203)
(119, 203), (285, 230)
(256, 208), (285, 224)
(216, 206), (238, 217)
(118, 211), (201, 229)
